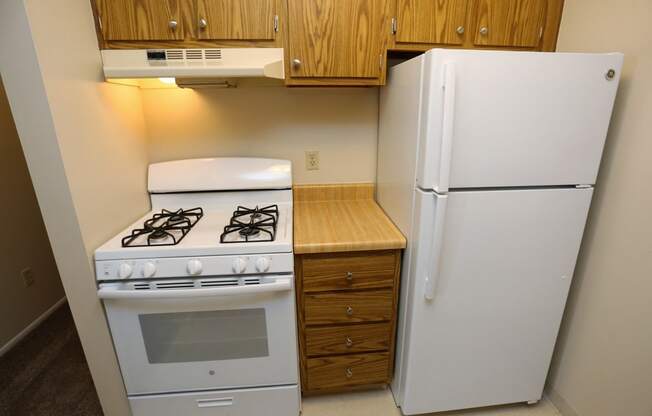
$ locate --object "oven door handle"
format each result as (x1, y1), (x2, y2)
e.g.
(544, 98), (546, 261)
(97, 277), (292, 300)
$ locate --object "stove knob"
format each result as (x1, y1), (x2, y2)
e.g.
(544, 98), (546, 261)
(118, 263), (133, 279)
(142, 261), (157, 278)
(255, 257), (271, 272)
(187, 259), (203, 275)
(232, 257), (247, 274)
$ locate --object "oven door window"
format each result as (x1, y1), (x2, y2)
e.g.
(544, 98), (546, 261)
(138, 308), (269, 364)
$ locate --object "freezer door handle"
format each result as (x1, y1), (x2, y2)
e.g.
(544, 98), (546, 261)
(425, 194), (448, 300)
(435, 63), (456, 193)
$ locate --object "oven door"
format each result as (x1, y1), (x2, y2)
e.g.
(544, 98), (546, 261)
(98, 275), (298, 395)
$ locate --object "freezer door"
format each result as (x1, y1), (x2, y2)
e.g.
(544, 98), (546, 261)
(399, 187), (592, 414)
(417, 50), (623, 191)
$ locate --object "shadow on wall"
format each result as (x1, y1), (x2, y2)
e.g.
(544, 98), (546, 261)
(0, 77), (66, 353)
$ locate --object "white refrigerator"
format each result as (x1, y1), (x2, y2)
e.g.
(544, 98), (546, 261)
(377, 49), (622, 415)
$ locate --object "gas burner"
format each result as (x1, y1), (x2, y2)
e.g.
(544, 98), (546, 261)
(220, 205), (278, 243)
(122, 208), (203, 247)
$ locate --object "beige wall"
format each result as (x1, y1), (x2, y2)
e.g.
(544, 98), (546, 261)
(547, 2), (652, 416)
(0, 0), (150, 415)
(142, 86), (379, 184)
(0, 79), (65, 350)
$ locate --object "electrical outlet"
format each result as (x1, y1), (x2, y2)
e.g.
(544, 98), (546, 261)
(305, 151), (320, 171)
(21, 267), (35, 287)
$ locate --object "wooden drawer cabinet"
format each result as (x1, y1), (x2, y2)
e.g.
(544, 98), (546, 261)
(304, 290), (393, 325)
(305, 323), (391, 356)
(295, 250), (401, 394)
(303, 252), (396, 292)
(306, 352), (390, 391)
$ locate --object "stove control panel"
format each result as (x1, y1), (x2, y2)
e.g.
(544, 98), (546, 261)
(96, 253), (293, 281)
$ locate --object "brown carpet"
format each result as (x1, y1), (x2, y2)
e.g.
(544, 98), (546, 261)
(0, 303), (103, 416)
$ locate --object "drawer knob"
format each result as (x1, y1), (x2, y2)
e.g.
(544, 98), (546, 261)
(345, 336), (353, 347)
(346, 271), (353, 282)
(346, 306), (353, 316)
(345, 367), (353, 378)
(168, 20), (178, 30)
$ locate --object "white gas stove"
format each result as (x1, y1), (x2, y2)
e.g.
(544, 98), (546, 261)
(94, 158), (299, 416)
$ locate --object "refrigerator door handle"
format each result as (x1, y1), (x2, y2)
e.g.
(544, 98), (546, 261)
(435, 62), (456, 193)
(425, 193), (448, 300)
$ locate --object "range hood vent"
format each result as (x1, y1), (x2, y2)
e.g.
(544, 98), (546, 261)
(101, 48), (284, 87)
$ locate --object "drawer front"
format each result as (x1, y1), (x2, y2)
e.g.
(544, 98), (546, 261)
(302, 252), (396, 292)
(304, 290), (393, 325)
(305, 323), (391, 356)
(306, 352), (390, 390)
(129, 385), (299, 416)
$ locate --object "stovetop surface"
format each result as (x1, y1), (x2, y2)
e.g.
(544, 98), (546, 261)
(95, 201), (292, 261)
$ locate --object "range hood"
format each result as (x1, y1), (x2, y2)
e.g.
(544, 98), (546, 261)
(101, 48), (284, 88)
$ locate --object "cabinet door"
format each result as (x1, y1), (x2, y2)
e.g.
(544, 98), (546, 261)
(287, 0), (388, 78)
(473, 0), (547, 48)
(196, 0), (276, 40)
(95, 0), (183, 41)
(395, 0), (468, 45)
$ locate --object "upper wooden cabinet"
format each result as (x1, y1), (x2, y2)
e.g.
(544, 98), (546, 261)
(389, 0), (563, 52)
(395, 0), (468, 46)
(196, 0), (277, 40)
(471, 0), (547, 48)
(91, 0), (564, 85)
(96, 0), (184, 41)
(286, 0), (390, 83)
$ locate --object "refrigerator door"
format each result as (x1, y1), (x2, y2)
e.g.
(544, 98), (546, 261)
(417, 50), (623, 192)
(397, 187), (593, 415)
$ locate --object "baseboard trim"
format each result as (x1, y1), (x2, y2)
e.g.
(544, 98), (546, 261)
(0, 296), (67, 357)
(546, 388), (580, 416)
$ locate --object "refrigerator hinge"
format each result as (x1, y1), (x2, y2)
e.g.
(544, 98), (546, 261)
(575, 184), (592, 189)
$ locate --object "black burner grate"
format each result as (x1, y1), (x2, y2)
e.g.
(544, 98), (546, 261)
(121, 208), (203, 247)
(220, 205), (278, 243)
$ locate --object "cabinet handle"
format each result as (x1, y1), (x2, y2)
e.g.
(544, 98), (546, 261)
(168, 20), (178, 30)
(199, 18), (207, 30)
(345, 336), (353, 347)
(479, 26), (488, 36)
(345, 306), (353, 316)
(292, 58), (301, 68)
(346, 271), (353, 282)
(345, 367), (353, 378)
(456, 26), (465, 35)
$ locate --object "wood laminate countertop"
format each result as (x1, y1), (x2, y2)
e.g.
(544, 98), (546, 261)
(293, 184), (407, 254)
